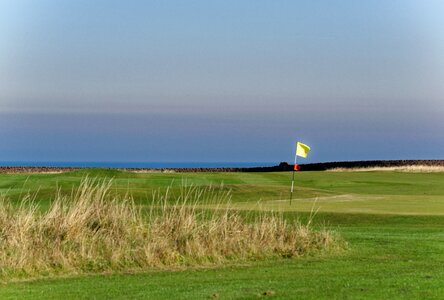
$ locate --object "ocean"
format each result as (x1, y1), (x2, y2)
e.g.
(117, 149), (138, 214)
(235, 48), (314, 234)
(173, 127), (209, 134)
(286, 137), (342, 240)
(0, 161), (277, 169)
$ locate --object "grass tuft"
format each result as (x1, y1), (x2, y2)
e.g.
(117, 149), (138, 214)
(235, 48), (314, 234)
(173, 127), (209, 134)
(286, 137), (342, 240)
(0, 178), (344, 280)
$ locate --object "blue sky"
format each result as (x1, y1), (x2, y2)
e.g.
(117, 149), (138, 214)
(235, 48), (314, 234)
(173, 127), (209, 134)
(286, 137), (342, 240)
(1, 0), (443, 163)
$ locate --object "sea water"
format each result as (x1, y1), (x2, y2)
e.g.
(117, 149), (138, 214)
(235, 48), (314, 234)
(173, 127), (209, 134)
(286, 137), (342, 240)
(0, 161), (276, 168)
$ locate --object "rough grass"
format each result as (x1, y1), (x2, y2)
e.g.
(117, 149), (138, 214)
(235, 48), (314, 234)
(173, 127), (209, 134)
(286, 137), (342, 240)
(328, 165), (444, 172)
(0, 178), (344, 280)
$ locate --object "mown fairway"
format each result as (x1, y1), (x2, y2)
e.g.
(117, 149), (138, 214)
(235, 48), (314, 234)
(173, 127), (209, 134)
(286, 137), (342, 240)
(1, 170), (444, 299)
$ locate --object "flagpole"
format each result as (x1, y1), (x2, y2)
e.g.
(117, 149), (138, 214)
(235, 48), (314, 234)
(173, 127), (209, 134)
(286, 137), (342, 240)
(290, 149), (297, 205)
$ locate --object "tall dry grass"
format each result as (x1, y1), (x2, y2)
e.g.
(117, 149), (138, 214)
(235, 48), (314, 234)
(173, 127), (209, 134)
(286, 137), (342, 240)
(328, 165), (444, 172)
(0, 178), (344, 279)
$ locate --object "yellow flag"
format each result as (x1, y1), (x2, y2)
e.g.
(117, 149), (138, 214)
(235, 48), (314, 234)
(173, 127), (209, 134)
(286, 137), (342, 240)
(296, 142), (310, 158)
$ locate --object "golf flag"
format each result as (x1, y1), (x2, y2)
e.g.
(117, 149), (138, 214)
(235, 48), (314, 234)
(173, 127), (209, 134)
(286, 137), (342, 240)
(290, 141), (311, 205)
(296, 142), (310, 158)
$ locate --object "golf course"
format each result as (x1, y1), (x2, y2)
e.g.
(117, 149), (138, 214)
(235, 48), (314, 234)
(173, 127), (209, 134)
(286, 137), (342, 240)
(3, 0), (443, 298)
(0, 168), (443, 299)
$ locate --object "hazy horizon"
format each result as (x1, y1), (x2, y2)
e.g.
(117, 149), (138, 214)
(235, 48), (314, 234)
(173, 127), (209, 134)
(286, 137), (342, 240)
(1, 1), (443, 164)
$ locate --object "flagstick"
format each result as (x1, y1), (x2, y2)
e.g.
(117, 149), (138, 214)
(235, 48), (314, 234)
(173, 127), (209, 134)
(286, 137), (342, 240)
(290, 151), (297, 205)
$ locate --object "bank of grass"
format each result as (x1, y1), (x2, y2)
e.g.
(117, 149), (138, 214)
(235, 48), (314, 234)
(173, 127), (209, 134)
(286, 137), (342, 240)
(0, 178), (343, 280)
(2, 212), (444, 299)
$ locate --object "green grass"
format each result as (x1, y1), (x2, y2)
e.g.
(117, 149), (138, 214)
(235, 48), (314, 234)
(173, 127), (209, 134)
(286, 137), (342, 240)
(1, 169), (444, 299)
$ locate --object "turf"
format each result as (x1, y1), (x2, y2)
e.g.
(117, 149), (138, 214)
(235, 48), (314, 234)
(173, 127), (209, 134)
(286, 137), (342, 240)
(1, 170), (444, 299)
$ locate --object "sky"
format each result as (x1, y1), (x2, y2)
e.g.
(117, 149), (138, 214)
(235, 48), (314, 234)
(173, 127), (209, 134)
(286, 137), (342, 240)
(1, 0), (443, 163)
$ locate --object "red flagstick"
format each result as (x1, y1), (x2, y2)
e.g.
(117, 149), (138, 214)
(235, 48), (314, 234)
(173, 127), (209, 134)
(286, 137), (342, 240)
(290, 149), (298, 205)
